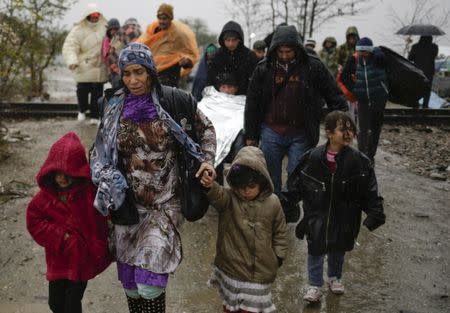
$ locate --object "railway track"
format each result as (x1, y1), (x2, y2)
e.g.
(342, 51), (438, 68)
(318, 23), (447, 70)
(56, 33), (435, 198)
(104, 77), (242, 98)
(1, 101), (450, 123)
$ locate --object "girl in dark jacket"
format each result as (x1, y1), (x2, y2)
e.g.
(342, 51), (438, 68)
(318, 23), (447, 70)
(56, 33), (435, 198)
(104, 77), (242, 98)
(26, 132), (111, 313)
(286, 111), (385, 303)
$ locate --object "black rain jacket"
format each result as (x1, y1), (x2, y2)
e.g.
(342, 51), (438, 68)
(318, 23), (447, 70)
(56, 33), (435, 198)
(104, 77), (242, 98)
(287, 144), (385, 256)
(244, 25), (347, 146)
(206, 21), (258, 95)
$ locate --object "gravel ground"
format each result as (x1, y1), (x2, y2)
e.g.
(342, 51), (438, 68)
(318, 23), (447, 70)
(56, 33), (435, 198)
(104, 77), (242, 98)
(380, 123), (450, 181)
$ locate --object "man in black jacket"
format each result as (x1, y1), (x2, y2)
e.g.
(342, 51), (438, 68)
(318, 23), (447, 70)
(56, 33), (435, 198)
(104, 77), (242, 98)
(244, 25), (347, 194)
(207, 21), (258, 95)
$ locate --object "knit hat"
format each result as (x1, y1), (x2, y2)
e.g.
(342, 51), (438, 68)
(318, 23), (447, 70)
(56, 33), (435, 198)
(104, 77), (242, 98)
(253, 40), (266, 50)
(107, 18), (120, 30)
(205, 44), (218, 55)
(118, 43), (157, 74)
(305, 38), (316, 47)
(157, 3), (174, 20)
(356, 37), (374, 52)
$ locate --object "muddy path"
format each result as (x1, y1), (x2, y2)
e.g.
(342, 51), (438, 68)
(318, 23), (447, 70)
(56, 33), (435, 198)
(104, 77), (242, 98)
(0, 118), (448, 313)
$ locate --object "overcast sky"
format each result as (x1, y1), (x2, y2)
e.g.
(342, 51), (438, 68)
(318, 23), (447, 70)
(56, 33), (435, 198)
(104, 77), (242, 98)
(63, 0), (450, 54)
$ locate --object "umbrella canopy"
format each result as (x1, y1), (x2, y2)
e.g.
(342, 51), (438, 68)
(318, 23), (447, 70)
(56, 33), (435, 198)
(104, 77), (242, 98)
(396, 24), (446, 36)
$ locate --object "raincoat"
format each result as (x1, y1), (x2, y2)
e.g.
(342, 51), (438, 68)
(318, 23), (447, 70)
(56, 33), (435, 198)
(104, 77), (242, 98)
(319, 37), (339, 78)
(62, 6), (108, 83)
(207, 146), (288, 284)
(26, 132), (111, 282)
(138, 20), (199, 77)
(337, 26), (360, 66)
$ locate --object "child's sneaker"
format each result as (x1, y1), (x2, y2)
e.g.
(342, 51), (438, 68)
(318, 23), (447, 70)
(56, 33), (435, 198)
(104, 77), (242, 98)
(328, 277), (345, 294)
(303, 286), (322, 302)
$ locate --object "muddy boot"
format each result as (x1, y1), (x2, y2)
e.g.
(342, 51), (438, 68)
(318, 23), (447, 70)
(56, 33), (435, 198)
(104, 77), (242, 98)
(126, 295), (142, 313)
(141, 292), (166, 313)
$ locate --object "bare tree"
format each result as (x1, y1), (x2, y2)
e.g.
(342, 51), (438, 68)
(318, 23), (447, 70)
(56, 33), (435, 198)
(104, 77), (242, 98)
(227, 0), (265, 47)
(389, 0), (450, 56)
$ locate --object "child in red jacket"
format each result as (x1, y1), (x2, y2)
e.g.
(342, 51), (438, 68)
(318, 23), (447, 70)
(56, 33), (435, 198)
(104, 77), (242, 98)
(26, 132), (111, 313)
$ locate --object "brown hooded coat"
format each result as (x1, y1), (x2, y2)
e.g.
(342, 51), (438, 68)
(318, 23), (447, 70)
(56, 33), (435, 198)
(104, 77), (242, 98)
(207, 146), (288, 284)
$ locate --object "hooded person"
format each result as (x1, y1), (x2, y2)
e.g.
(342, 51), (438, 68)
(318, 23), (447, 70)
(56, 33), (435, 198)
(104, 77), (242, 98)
(137, 3), (200, 87)
(102, 18), (120, 65)
(337, 26), (360, 67)
(408, 36), (439, 108)
(191, 43), (218, 101)
(201, 146), (288, 312)
(26, 132), (111, 313)
(206, 21), (258, 95)
(319, 36), (339, 78)
(244, 25), (347, 209)
(62, 3), (108, 123)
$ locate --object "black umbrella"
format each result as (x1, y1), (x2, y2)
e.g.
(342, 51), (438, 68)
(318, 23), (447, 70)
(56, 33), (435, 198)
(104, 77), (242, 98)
(396, 24), (446, 36)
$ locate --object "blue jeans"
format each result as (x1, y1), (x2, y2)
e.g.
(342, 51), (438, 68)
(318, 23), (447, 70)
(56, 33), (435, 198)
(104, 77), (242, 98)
(259, 124), (311, 193)
(308, 252), (345, 287)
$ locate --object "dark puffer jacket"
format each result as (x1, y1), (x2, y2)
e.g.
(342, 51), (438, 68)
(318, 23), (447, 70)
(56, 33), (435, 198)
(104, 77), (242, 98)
(244, 25), (347, 146)
(287, 144), (385, 256)
(342, 48), (388, 106)
(206, 21), (258, 95)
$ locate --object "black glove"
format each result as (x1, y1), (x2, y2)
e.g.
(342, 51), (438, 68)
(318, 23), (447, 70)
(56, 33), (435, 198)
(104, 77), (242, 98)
(363, 216), (384, 231)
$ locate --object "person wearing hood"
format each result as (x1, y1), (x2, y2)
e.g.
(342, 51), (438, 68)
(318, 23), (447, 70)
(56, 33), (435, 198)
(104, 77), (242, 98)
(337, 26), (360, 68)
(90, 42), (216, 313)
(201, 146), (288, 313)
(244, 25), (347, 221)
(206, 21), (258, 95)
(138, 3), (199, 87)
(107, 17), (143, 89)
(26, 132), (111, 313)
(62, 3), (108, 124)
(102, 18), (121, 87)
(319, 37), (339, 78)
(192, 43), (218, 101)
(408, 36), (439, 108)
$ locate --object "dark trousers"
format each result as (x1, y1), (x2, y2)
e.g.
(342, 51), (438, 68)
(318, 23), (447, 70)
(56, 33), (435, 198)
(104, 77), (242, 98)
(48, 280), (87, 313)
(357, 100), (386, 162)
(76, 82), (104, 118)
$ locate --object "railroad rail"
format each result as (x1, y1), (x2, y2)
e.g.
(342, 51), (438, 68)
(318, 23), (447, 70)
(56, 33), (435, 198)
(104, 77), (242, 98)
(1, 101), (450, 123)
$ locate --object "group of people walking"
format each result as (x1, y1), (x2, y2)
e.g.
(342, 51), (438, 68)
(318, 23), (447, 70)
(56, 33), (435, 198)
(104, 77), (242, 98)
(27, 2), (441, 312)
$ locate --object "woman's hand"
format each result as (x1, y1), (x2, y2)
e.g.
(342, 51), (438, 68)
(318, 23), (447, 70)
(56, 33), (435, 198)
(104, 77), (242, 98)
(196, 162), (216, 188)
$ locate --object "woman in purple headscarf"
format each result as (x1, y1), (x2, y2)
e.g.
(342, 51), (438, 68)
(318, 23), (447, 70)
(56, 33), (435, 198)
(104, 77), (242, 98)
(90, 42), (216, 312)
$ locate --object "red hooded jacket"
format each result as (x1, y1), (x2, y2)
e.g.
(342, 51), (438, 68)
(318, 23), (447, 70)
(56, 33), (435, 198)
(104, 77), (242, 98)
(26, 132), (111, 282)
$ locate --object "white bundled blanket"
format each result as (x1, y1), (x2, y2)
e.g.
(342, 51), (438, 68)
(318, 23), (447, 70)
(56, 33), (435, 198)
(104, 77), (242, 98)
(197, 86), (246, 166)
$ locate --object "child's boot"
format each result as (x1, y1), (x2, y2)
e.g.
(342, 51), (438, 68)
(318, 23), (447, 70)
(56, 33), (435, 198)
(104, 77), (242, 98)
(126, 295), (142, 313)
(303, 286), (322, 303)
(141, 291), (166, 313)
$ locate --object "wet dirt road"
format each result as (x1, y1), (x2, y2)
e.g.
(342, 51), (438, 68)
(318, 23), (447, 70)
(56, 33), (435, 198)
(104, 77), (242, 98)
(0, 118), (448, 313)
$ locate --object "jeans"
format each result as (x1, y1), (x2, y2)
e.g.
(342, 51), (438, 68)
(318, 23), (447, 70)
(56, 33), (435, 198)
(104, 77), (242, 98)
(48, 280), (87, 313)
(357, 100), (386, 162)
(259, 124), (312, 193)
(308, 252), (345, 287)
(76, 82), (104, 118)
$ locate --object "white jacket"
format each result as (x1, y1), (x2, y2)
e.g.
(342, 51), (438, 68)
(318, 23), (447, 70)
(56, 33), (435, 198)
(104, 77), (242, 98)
(62, 4), (108, 83)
